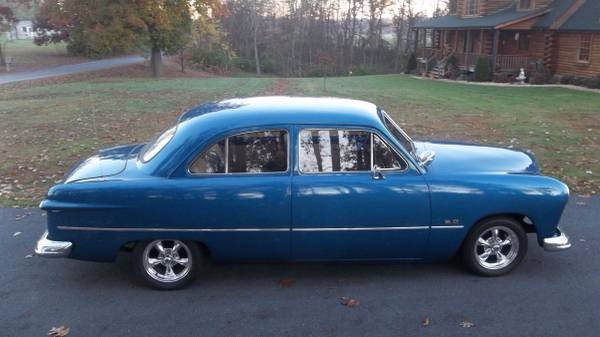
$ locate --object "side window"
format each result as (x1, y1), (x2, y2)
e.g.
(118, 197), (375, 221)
(299, 129), (407, 173)
(374, 135), (407, 170)
(189, 140), (226, 173)
(299, 130), (371, 173)
(228, 131), (288, 173)
(189, 130), (288, 174)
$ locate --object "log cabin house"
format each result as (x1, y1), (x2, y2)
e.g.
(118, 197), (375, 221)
(413, 0), (600, 80)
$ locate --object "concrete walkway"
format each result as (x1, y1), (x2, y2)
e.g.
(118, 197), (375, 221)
(0, 55), (145, 85)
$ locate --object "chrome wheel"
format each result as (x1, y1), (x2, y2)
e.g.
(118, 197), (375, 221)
(142, 240), (192, 283)
(474, 226), (519, 270)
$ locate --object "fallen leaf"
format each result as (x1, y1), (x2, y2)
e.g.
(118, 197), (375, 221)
(277, 278), (295, 288)
(13, 232), (22, 237)
(422, 317), (431, 327)
(25, 254), (34, 258)
(48, 326), (70, 337)
(340, 297), (360, 307)
(459, 321), (475, 328)
(579, 238), (586, 242)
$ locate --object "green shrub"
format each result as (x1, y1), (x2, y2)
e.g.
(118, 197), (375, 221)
(348, 64), (379, 76)
(406, 53), (417, 74)
(474, 55), (492, 82)
(584, 76), (600, 89)
(445, 54), (459, 79)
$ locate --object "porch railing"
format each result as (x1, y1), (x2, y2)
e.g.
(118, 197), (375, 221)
(452, 53), (536, 71)
(454, 53), (482, 71)
(495, 55), (534, 70)
(416, 47), (438, 60)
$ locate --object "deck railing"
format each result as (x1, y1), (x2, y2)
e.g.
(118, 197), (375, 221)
(451, 53), (536, 71)
(415, 48), (538, 73)
(454, 53), (482, 70)
(495, 55), (534, 70)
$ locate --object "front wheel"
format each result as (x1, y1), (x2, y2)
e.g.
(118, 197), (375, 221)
(461, 217), (528, 276)
(132, 240), (203, 290)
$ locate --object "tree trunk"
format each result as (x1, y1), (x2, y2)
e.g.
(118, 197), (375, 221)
(150, 46), (162, 78)
(252, 3), (261, 76)
(179, 50), (185, 73)
(253, 29), (261, 75)
(0, 43), (5, 66)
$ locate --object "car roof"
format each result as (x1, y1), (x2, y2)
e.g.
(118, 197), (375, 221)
(177, 96), (382, 129)
(142, 96), (390, 176)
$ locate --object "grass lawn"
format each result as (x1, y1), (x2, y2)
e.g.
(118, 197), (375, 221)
(0, 74), (598, 206)
(1, 40), (88, 73)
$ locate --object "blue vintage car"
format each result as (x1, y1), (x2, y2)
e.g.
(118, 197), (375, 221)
(35, 96), (571, 289)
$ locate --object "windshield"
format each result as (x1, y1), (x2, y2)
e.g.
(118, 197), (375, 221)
(139, 125), (177, 163)
(380, 110), (416, 157)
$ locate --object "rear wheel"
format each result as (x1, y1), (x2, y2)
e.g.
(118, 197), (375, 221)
(461, 217), (527, 276)
(133, 240), (202, 290)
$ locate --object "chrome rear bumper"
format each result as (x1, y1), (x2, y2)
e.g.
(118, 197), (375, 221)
(543, 229), (571, 252)
(34, 231), (72, 257)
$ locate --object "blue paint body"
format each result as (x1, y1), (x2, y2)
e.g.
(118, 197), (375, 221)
(40, 97), (569, 263)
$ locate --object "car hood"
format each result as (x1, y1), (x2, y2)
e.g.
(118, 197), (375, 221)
(63, 144), (144, 183)
(415, 141), (540, 175)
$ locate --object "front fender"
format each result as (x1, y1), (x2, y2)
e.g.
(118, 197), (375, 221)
(425, 174), (569, 260)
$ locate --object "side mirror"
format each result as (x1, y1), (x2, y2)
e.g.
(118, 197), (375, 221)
(418, 150), (436, 166)
(372, 165), (385, 180)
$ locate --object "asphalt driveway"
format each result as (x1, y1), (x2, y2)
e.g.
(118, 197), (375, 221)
(0, 55), (144, 85)
(1, 196), (598, 337)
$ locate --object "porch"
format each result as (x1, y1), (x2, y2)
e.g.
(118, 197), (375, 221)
(413, 28), (550, 77)
(416, 47), (537, 72)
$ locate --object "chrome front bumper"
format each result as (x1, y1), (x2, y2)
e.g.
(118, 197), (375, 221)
(34, 231), (72, 257)
(543, 229), (571, 252)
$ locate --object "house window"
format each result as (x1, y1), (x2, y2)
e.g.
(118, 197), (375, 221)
(448, 0), (458, 14)
(518, 34), (530, 51)
(425, 29), (433, 48)
(465, 0), (478, 15)
(578, 34), (592, 63)
(22, 26), (27, 33)
(518, 0), (534, 10)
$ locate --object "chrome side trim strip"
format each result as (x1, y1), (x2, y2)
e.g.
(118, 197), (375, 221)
(57, 226), (289, 232)
(431, 225), (464, 229)
(57, 226), (431, 232)
(292, 226), (428, 231)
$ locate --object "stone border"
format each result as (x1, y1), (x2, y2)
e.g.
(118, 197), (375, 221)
(411, 76), (600, 94)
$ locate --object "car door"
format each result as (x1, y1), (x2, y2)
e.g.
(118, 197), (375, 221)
(174, 129), (291, 261)
(291, 127), (431, 260)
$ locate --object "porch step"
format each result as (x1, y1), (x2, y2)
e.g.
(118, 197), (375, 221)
(430, 63), (446, 79)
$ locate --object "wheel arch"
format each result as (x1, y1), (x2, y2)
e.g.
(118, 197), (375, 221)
(120, 240), (211, 257)
(458, 213), (535, 248)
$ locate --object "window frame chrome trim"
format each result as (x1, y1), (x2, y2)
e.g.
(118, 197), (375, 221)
(187, 128), (290, 176)
(297, 127), (409, 175)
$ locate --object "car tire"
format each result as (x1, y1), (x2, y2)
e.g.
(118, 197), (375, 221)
(461, 217), (528, 276)
(132, 239), (203, 290)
